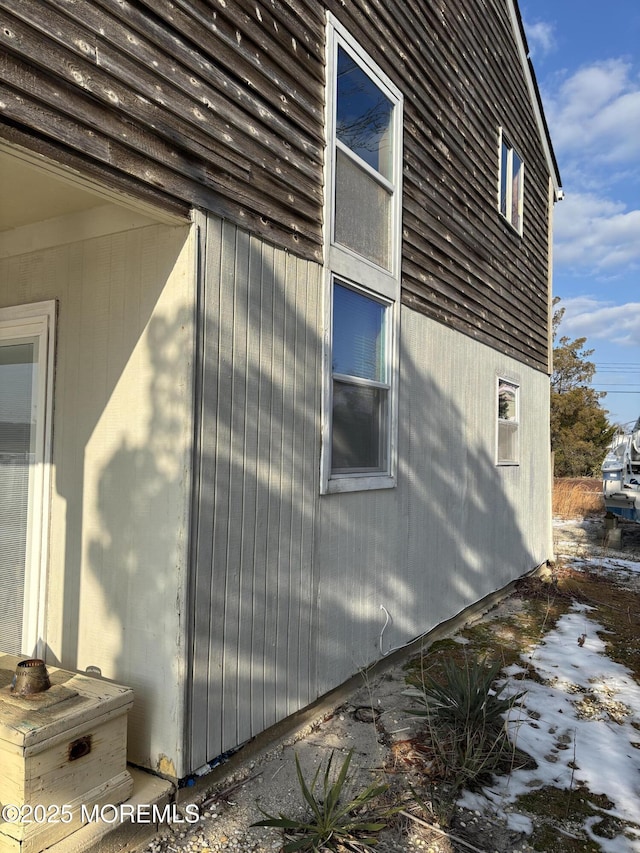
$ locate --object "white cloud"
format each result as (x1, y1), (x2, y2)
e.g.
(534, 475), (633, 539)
(540, 59), (640, 278)
(559, 296), (640, 347)
(524, 20), (556, 58)
(553, 192), (640, 272)
(593, 91), (640, 162)
(544, 59), (640, 165)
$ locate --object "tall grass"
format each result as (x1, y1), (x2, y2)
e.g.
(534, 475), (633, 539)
(553, 478), (604, 519)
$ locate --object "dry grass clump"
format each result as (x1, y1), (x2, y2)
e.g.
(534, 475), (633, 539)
(553, 478), (604, 519)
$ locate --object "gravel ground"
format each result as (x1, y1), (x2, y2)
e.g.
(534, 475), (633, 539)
(134, 513), (640, 853)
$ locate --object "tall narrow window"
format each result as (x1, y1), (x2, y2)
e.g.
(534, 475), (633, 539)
(497, 379), (519, 465)
(322, 16), (403, 494)
(499, 130), (524, 234)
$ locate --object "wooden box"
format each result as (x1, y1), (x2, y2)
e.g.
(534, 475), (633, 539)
(0, 655), (133, 853)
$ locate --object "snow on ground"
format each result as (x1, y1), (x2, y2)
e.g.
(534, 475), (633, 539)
(459, 560), (640, 852)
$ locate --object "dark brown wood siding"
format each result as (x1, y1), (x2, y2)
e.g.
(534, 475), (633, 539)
(0, 0), (554, 369)
(324, 0), (555, 372)
(0, 0), (326, 259)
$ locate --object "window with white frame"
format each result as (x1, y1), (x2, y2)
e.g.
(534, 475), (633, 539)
(497, 379), (519, 465)
(499, 130), (524, 234)
(0, 301), (56, 656)
(321, 16), (403, 494)
(331, 282), (390, 473)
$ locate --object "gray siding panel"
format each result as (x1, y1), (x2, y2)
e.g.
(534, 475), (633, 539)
(314, 305), (552, 694)
(191, 216), (321, 765)
(190, 220), (551, 769)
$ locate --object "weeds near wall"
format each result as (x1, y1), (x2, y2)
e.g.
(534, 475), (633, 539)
(404, 657), (523, 792)
(252, 748), (398, 851)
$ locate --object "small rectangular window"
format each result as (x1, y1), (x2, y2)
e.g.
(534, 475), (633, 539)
(497, 379), (519, 465)
(498, 130), (524, 234)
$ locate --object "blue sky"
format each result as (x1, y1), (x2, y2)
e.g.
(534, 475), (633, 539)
(522, 1), (640, 427)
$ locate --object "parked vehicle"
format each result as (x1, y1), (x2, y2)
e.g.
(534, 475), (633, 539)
(602, 418), (640, 523)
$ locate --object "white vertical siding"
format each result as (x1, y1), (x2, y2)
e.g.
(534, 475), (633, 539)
(191, 216), (321, 765)
(0, 211), (194, 777)
(1, 209), (553, 778)
(314, 306), (552, 692)
(190, 218), (552, 770)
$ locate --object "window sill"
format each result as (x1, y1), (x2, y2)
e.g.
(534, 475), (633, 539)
(322, 474), (396, 495)
(498, 213), (523, 237)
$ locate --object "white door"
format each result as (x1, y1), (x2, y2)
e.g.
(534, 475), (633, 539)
(0, 302), (55, 656)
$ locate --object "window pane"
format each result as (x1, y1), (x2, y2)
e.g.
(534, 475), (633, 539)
(335, 149), (392, 269)
(498, 383), (517, 421)
(0, 339), (38, 655)
(500, 141), (509, 218)
(337, 46), (394, 178)
(333, 283), (386, 381)
(498, 421), (518, 464)
(332, 381), (387, 472)
(511, 152), (523, 231)
(0, 342), (37, 454)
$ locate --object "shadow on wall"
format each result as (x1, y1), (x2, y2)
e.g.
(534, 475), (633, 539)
(187, 217), (540, 770)
(82, 217), (542, 777)
(85, 308), (193, 771)
(312, 322), (540, 693)
(48, 223), (192, 772)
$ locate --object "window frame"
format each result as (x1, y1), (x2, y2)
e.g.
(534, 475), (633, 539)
(329, 278), (393, 478)
(498, 128), (524, 235)
(321, 16), (403, 494)
(496, 377), (520, 466)
(0, 300), (56, 656)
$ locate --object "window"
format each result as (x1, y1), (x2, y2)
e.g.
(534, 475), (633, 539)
(331, 282), (390, 473)
(497, 379), (519, 465)
(0, 301), (56, 655)
(321, 17), (403, 493)
(333, 45), (395, 270)
(499, 130), (524, 234)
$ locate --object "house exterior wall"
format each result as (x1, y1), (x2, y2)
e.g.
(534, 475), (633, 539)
(314, 304), (552, 691)
(190, 214), (322, 768)
(327, 0), (556, 372)
(0, 0), (559, 778)
(0, 209), (195, 776)
(0, 0), (325, 259)
(190, 214), (552, 767)
(0, 0), (556, 370)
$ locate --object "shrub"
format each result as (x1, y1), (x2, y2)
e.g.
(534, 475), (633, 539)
(404, 656), (522, 791)
(252, 748), (397, 852)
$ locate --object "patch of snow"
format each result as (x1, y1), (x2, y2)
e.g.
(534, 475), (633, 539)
(459, 602), (640, 850)
(505, 811), (533, 835)
(572, 555), (640, 574)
